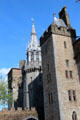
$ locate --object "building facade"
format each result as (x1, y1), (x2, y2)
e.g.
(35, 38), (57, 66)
(40, 6), (80, 120)
(8, 68), (23, 109)
(8, 6), (80, 120)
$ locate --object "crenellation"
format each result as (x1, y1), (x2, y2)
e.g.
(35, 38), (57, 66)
(40, 24), (73, 46)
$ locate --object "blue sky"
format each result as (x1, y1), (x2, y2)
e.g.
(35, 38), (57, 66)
(0, 0), (80, 71)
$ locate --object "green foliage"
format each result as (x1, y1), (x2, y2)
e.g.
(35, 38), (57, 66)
(0, 80), (13, 106)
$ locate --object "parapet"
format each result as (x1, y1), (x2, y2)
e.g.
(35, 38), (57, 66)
(40, 24), (76, 46)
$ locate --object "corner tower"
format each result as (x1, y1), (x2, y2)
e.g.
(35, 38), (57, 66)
(40, 7), (80, 120)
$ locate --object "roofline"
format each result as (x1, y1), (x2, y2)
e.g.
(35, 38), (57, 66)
(73, 38), (80, 45)
(8, 68), (21, 75)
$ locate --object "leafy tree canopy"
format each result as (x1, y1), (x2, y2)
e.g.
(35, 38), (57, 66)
(0, 80), (13, 107)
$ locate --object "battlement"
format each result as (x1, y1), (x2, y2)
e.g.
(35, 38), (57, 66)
(40, 24), (76, 46)
(25, 67), (41, 73)
(0, 108), (38, 120)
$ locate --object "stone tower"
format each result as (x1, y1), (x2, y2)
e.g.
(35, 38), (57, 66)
(23, 20), (42, 109)
(40, 6), (80, 120)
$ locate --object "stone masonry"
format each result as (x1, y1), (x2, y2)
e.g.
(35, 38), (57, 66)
(40, 6), (80, 120)
(8, 68), (22, 109)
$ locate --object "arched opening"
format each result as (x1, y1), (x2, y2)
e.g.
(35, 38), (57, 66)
(72, 111), (77, 120)
(26, 118), (36, 120)
(24, 115), (38, 120)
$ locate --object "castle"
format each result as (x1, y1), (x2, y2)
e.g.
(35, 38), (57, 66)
(8, 6), (80, 120)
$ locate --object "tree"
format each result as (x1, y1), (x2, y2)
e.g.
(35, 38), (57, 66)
(0, 80), (13, 108)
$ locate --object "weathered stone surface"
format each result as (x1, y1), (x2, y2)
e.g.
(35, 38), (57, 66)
(0, 108), (38, 120)
(8, 68), (22, 109)
(40, 6), (80, 120)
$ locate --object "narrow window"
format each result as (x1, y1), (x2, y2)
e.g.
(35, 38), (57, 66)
(73, 90), (76, 101)
(47, 64), (49, 71)
(31, 52), (34, 61)
(68, 90), (71, 101)
(65, 70), (68, 78)
(48, 93), (50, 104)
(64, 41), (67, 48)
(66, 60), (69, 67)
(47, 73), (51, 83)
(36, 52), (39, 61)
(48, 92), (53, 104)
(72, 111), (77, 120)
(70, 71), (73, 79)
(51, 93), (53, 104)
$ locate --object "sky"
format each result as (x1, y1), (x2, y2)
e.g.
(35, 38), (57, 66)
(0, 0), (80, 77)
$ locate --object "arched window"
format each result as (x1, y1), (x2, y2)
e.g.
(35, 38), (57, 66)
(36, 52), (39, 61)
(72, 111), (77, 120)
(31, 52), (34, 61)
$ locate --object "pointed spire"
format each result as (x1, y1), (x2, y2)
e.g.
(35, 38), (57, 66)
(31, 18), (36, 35)
(27, 19), (39, 51)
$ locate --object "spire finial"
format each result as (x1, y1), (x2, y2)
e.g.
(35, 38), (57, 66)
(53, 13), (56, 17)
(31, 18), (34, 25)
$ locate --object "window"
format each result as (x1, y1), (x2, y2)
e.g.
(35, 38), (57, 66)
(68, 90), (72, 101)
(65, 70), (68, 78)
(73, 90), (76, 101)
(47, 64), (49, 71)
(48, 93), (50, 104)
(64, 41), (67, 48)
(31, 52), (34, 61)
(48, 92), (53, 104)
(66, 60), (69, 67)
(47, 73), (51, 83)
(51, 93), (53, 104)
(36, 52), (39, 61)
(36, 57), (39, 61)
(68, 90), (76, 101)
(72, 111), (77, 120)
(70, 71), (73, 79)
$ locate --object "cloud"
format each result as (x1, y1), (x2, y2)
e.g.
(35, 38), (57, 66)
(0, 68), (10, 76)
(0, 68), (10, 81)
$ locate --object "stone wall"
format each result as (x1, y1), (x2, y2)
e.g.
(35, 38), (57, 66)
(8, 68), (23, 109)
(0, 108), (38, 120)
(41, 35), (60, 120)
(40, 19), (80, 120)
(52, 33), (80, 120)
(28, 73), (44, 120)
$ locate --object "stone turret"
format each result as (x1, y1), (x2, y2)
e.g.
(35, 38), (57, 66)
(23, 21), (42, 114)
